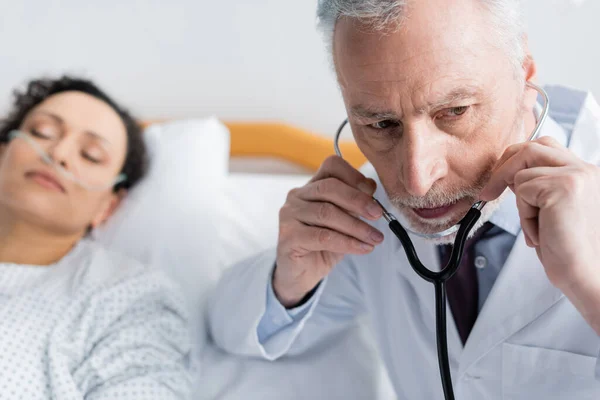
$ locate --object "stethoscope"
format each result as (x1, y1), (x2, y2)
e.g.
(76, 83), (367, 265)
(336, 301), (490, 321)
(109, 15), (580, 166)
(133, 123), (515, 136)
(333, 82), (550, 400)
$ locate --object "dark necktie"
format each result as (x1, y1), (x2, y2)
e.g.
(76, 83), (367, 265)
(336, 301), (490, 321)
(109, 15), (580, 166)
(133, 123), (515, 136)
(440, 222), (495, 345)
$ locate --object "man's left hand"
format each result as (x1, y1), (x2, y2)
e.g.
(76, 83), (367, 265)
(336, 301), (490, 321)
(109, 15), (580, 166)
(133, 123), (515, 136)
(481, 136), (600, 333)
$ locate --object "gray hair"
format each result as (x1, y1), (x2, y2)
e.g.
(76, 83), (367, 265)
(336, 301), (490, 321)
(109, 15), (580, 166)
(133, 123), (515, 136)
(317, 0), (527, 73)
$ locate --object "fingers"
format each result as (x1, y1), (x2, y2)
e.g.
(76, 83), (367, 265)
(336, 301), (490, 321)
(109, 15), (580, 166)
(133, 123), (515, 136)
(311, 155), (377, 195)
(513, 166), (560, 188)
(505, 163), (588, 248)
(516, 195), (539, 247)
(300, 177), (383, 220)
(281, 221), (376, 255)
(278, 155), (385, 261)
(293, 200), (385, 246)
(492, 136), (566, 172)
(514, 165), (584, 209)
(480, 138), (574, 201)
(510, 166), (568, 247)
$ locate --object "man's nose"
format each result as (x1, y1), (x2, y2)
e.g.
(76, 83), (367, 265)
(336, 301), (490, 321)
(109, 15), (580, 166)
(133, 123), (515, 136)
(400, 124), (448, 197)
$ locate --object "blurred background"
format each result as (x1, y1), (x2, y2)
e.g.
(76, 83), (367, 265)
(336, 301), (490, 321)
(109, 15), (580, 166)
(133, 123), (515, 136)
(0, 0), (597, 136)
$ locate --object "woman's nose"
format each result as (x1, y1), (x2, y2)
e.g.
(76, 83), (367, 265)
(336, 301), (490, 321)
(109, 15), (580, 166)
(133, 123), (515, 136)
(46, 137), (76, 169)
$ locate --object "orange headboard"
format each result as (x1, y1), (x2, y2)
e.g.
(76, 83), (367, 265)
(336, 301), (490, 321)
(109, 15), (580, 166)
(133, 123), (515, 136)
(141, 121), (366, 172)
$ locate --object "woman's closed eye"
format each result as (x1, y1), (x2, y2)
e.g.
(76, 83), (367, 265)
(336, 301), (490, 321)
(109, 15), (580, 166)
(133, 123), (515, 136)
(30, 128), (55, 140)
(78, 138), (109, 165)
(81, 144), (107, 164)
(81, 152), (102, 164)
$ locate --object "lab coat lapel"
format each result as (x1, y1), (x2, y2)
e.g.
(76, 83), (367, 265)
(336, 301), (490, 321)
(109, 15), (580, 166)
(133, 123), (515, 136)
(457, 232), (563, 376)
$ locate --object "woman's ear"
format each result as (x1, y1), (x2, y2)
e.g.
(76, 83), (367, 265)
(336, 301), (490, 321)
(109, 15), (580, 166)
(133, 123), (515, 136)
(90, 189), (127, 229)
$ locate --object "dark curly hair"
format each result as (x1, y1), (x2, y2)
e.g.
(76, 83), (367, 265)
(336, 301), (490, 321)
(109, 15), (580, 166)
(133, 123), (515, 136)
(0, 76), (147, 191)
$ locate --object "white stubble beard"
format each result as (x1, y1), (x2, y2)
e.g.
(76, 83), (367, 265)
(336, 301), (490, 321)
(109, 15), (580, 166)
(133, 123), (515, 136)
(385, 117), (526, 245)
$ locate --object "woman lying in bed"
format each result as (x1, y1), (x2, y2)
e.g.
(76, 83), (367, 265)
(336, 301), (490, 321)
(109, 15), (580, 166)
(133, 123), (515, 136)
(0, 76), (191, 399)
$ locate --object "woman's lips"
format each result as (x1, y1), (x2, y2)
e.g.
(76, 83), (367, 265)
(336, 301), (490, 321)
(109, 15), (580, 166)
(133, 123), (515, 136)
(412, 203), (456, 219)
(26, 171), (65, 193)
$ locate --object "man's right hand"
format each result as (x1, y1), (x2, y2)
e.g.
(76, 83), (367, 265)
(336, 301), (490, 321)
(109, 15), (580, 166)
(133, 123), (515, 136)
(273, 156), (385, 308)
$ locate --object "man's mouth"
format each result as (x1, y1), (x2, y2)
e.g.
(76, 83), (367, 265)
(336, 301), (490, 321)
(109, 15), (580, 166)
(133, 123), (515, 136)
(411, 203), (458, 219)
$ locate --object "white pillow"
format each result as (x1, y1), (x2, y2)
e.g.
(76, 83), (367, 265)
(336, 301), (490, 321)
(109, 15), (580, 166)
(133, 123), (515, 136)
(92, 117), (230, 352)
(218, 173), (311, 268)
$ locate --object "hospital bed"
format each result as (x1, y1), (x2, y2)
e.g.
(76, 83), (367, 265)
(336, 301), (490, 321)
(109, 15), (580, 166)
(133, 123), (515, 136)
(92, 118), (395, 399)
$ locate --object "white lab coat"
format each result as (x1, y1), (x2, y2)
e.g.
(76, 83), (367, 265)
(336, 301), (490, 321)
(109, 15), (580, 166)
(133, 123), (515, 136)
(209, 86), (600, 399)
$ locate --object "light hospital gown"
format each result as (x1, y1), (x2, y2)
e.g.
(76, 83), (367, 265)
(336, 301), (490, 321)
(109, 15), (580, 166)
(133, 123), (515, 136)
(0, 238), (191, 399)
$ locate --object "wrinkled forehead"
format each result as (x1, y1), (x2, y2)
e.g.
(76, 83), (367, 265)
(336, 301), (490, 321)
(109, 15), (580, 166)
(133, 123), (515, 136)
(332, 9), (515, 105)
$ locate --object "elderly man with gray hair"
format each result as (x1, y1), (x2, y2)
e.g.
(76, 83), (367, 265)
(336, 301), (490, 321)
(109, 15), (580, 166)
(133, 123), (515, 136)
(209, 0), (600, 398)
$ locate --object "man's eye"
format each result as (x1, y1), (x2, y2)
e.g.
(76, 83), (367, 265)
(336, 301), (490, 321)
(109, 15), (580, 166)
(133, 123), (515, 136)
(369, 120), (400, 130)
(442, 106), (470, 117)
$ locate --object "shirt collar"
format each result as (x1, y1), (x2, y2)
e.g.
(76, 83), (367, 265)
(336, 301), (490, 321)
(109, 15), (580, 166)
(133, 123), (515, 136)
(488, 104), (568, 236)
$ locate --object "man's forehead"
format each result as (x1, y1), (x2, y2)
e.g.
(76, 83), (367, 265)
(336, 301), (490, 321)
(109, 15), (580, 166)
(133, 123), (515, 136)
(333, 14), (509, 117)
(335, 26), (478, 82)
(348, 85), (485, 119)
(331, 0), (506, 85)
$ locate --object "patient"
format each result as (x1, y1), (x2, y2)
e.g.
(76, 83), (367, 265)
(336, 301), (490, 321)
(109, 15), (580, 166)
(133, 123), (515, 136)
(0, 76), (191, 399)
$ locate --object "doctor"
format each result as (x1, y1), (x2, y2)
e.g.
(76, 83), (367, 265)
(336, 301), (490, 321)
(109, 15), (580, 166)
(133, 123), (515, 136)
(209, 0), (600, 398)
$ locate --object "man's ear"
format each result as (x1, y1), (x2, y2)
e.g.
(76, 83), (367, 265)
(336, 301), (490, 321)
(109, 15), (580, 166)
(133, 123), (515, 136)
(521, 34), (539, 111)
(90, 189), (127, 229)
